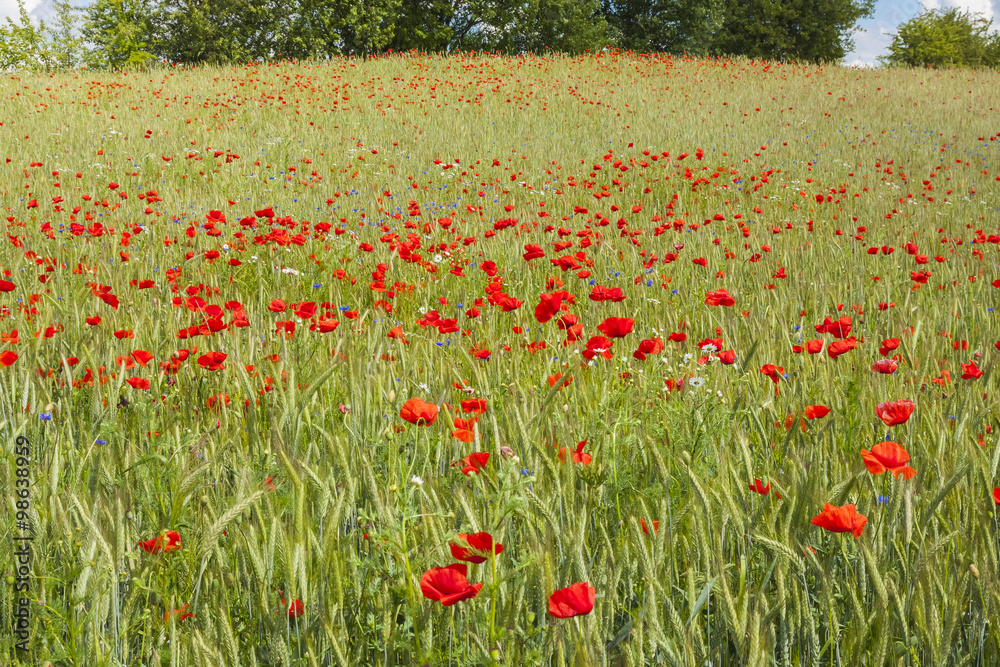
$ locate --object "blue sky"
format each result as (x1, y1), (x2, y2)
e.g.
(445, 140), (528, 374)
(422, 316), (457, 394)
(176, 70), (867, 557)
(3, 0), (999, 65)
(848, 0), (999, 64)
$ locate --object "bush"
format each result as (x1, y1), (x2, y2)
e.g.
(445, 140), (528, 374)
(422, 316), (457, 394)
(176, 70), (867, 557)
(881, 7), (1000, 69)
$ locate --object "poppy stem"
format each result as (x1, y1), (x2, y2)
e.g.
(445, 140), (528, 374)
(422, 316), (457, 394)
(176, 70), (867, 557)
(398, 523), (422, 661)
(489, 551), (498, 654)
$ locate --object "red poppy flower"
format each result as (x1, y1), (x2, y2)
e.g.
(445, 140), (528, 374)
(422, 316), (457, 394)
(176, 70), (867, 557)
(640, 518), (659, 534)
(557, 439), (591, 465)
(993, 488), (1000, 505)
(961, 361), (983, 380)
(805, 405), (831, 420)
(534, 292), (566, 323)
(126, 377), (150, 390)
(814, 315), (852, 338)
(811, 504), (867, 538)
(268, 299), (286, 313)
(760, 364), (784, 383)
(460, 398), (487, 414)
(86, 316), (101, 326)
(667, 332), (687, 343)
(871, 359), (898, 374)
(696, 337), (723, 352)
(420, 564), (483, 606)
(523, 243), (546, 261)
(875, 400), (915, 426)
(704, 288), (735, 306)
(450, 532), (504, 563)
(879, 338), (900, 357)
(400, 397), (438, 426)
(131, 349), (154, 367)
(293, 301), (316, 319)
(163, 604), (194, 623)
(827, 338), (858, 359)
(717, 350), (736, 364)
(748, 478), (771, 496)
(806, 339), (825, 354)
(633, 337), (664, 361)
(0, 350), (18, 367)
(582, 336), (614, 361)
(452, 417), (477, 442)
(0, 280), (15, 292)
(139, 530), (182, 554)
(596, 317), (634, 338)
(197, 352), (227, 371)
(860, 440), (916, 480)
(548, 582), (596, 618)
(458, 452), (490, 475)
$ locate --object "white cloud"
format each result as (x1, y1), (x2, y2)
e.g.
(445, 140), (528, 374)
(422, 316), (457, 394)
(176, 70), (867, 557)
(848, 0), (1000, 64)
(0, 0), (39, 19)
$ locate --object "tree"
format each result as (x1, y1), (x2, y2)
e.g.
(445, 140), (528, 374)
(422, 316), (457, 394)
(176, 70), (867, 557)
(339, 0), (402, 59)
(711, 0), (874, 63)
(82, 0), (159, 69)
(387, 0), (455, 53)
(0, 0), (55, 71)
(155, 0), (281, 65)
(520, 0), (609, 55)
(278, 0), (400, 59)
(881, 8), (1000, 69)
(48, 0), (87, 70)
(603, 0), (722, 55)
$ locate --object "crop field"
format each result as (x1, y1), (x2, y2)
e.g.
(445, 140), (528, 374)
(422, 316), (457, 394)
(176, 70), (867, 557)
(1, 52), (1000, 666)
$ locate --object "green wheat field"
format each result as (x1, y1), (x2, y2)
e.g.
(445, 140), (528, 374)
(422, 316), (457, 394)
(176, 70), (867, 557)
(1, 52), (1000, 665)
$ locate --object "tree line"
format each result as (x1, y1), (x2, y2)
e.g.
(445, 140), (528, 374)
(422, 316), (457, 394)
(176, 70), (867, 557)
(1, 0), (878, 70)
(1, 0), (997, 71)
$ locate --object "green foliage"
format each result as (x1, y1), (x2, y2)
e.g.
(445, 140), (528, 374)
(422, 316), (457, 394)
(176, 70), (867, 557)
(881, 7), (1000, 69)
(82, 0), (158, 69)
(520, 0), (610, 55)
(338, 0), (403, 59)
(386, 0), (455, 53)
(278, 0), (401, 60)
(155, 0), (281, 65)
(0, 0), (54, 71)
(0, 0), (880, 65)
(603, 0), (722, 55)
(712, 0), (875, 63)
